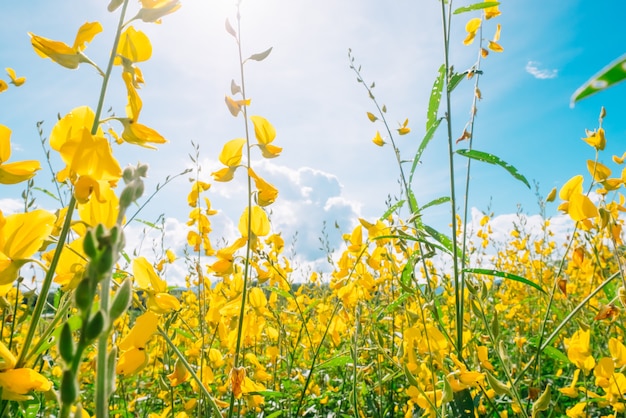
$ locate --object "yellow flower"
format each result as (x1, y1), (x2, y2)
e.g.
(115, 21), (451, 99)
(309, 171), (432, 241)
(582, 128), (606, 150)
(115, 26), (152, 65)
(0, 209), (56, 285)
(5, 68), (25, 86)
(133, 0), (182, 23)
(251, 116), (282, 158)
(49, 106), (122, 202)
(484, 0), (501, 19)
(372, 131), (385, 146)
(397, 118), (411, 135)
(0, 80), (7, 93)
(120, 119), (168, 149)
(117, 311), (159, 376)
(249, 168), (278, 207)
(167, 359), (190, 387)
(559, 369), (580, 398)
(225, 96), (251, 117)
(29, 22), (102, 70)
(463, 18), (482, 45)
(0, 342), (51, 400)
(557, 175), (598, 222)
(567, 329), (596, 374)
(219, 138), (246, 167)
(488, 24), (503, 52)
(0, 124), (41, 184)
(238, 206), (270, 238)
(133, 256), (181, 314)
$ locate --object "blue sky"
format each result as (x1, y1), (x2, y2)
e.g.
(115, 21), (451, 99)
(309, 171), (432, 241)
(2, 1), (626, 281)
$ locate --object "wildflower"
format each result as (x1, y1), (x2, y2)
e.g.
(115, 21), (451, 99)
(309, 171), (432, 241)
(0, 209), (55, 285)
(372, 131), (385, 146)
(0, 124), (41, 184)
(463, 18), (482, 45)
(49, 106), (122, 203)
(557, 175), (598, 222)
(132, 0), (182, 24)
(29, 22), (102, 70)
(484, 0), (501, 19)
(582, 128), (606, 150)
(567, 329), (596, 374)
(238, 206), (270, 238)
(0, 80), (7, 93)
(117, 311), (159, 376)
(397, 118), (410, 135)
(559, 369), (580, 398)
(251, 116), (282, 158)
(133, 256), (181, 314)
(249, 168), (278, 206)
(488, 24), (503, 52)
(5, 68), (25, 86)
(0, 341), (51, 400)
(225, 96), (251, 117)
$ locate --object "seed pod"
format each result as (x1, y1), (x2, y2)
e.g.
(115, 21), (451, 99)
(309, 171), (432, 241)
(110, 278), (132, 322)
(85, 310), (106, 341)
(83, 229), (98, 259)
(58, 322), (74, 364)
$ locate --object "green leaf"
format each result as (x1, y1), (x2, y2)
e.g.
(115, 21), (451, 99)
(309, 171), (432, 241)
(248, 47), (273, 62)
(528, 337), (569, 363)
(380, 200), (405, 220)
(453, 2), (500, 14)
(265, 411), (283, 418)
(427, 65), (445, 132)
(400, 254), (416, 293)
(423, 224), (463, 260)
(456, 149), (530, 189)
(463, 268), (546, 294)
(268, 286), (293, 300)
(421, 196), (451, 211)
(448, 71), (466, 93)
(410, 118), (441, 185)
(317, 355), (352, 370)
(377, 292), (412, 320)
(571, 53), (626, 105)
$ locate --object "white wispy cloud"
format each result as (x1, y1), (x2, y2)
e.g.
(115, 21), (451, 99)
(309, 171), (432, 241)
(525, 61), (558, 79)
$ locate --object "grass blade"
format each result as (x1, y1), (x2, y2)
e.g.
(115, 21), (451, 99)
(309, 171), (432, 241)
(463, 268), (546, 294)
(453, 2), (500, 14)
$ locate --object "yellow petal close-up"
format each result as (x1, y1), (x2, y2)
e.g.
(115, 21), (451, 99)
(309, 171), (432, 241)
(116, 347), (148, 376)
(50, 106), (102, 151)
(219, 138), (246, 167)
(251, 115), (276, 145)
(568, 193), (599, 222)
(238, 205), (270, 237)
(29, 33), (81, 69)
(72, 22), (103, 52)
(116, 26), (152, 64)
(118, 311), (159, 351)
(559, 175), (584, 201)
(0, 368), (51, 400)
(5, 68), (25, 86)
(372, 131), (385, 146)
(121, 120), (167, 149)
(133, 256), (167, 293)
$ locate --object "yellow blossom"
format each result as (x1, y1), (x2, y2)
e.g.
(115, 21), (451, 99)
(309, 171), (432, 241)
(463, 18), (482, 45)
(582, 128), (606, 150)
(567, 329), (596, 374)
(372, 131), (385, 146)
(133, 256), (181, 314)
(5, 68), (25, 86)
(397, 118), (410, 135)
(0, 124), (41, 184)
(133, 0), (182, 23)
(0, 209), (55, 285)
(29, 22), (102, 70)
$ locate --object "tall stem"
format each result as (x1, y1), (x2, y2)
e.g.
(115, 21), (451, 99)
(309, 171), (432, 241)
(439, 0), (463, 355)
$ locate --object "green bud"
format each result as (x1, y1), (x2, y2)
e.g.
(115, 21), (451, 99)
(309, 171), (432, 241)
(95, 223), (106, 241)
(119, 187), (135, 210)
(136, 163), (149, 178)
(85, 310), (106, 341)
(83, 229), (98, 259)
(60, 370), (78, 405)
(123, 166), (135, 184)
(75, 279), (94, 312)
(59, 322), (74, 364)
(97, 246), (115, 275)
(485, 370), (512, 397)
(110, 278), (132, 322)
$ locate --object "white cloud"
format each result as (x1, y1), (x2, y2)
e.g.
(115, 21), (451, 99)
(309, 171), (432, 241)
(525, 61), (558, 79)
(0, 198), (24, 214)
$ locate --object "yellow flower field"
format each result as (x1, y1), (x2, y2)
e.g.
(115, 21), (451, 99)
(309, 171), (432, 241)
(2, 1), (626, 417)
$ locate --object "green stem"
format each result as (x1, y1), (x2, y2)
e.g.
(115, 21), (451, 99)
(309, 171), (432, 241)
(439, 0), (463, 355)
(15, 195), (76, 369)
